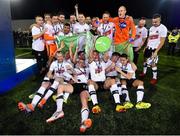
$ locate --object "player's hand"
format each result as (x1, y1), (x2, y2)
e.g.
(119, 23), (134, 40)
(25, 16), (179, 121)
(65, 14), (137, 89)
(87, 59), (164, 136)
(54, 35), (57, 39)
(72, 77), (78, 83)
(152, 51), (158, 58)
(59, 41), (65, 49)
(115, 66), (121, 72)
(75, 46), (79, 52)
(143, 47), (146, 53)
(42, 28), (48, 34)
(128, 38), (134, 43)
(66, 65), (72, 70)
(69, 42), (74, 49)
(111, 62), (116, 67)
(75, 4), (78, 9)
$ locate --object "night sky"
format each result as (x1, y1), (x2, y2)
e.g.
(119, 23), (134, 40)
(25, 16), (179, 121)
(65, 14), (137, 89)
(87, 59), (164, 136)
(10, 0), (180, 28)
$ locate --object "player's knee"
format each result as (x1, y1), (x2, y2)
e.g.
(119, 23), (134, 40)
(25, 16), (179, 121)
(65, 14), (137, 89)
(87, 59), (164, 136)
(57, 85), (64, 93)
(80, 91), (87, 99)
(87, 80), (93, 85)
(41, 82), (50, 88)
(67, 85), (74, 93)
(138, 80), (144, 86)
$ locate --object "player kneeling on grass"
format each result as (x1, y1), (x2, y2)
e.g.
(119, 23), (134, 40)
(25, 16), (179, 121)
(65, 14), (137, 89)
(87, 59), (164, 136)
(18, 76), (53, 112)
(88, 50), (125, 113)
(115, 54), (151, 109)
(47, 59), (92, 133)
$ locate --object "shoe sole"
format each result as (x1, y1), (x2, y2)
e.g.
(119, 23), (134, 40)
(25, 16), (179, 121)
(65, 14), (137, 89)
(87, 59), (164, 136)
(80, 119), (92, 133)
(80, 126), (86, 133)
(46, 115), (64, 123)
(18, 102), (26, 111)
(92, 108), (101, 114)
(84, 119), (92, 128)
(136, 105), (151, 109)
(116, 109), (126, 112)
(124, 105), (134, 109)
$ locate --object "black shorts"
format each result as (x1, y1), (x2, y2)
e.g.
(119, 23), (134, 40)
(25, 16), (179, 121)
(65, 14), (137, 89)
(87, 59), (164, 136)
(144, 48), (156, 58)
(106, 76), (116, 79)
(96, 81), (106, 91)
(32, 49), (48, 68)
(73, 83), (88, 94)
(121, 78), (136, 88)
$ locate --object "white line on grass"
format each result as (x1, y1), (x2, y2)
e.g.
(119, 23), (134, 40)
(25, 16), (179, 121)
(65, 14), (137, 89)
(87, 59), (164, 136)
(16, 52), (31, 57)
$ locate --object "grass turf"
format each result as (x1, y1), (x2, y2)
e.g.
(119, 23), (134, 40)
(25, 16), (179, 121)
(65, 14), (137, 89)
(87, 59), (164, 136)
(0, 48), (180, 134)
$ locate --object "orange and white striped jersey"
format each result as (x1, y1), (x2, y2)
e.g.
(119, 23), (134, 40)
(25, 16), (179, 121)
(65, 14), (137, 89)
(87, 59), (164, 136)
(44, 23), (56, 45)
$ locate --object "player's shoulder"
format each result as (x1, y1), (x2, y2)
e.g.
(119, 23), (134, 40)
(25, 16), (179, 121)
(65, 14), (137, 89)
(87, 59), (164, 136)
(113, 17), (119, 20)
(126, 15), (134, 22)
(141, 26), (148, 32)
(127, 62), (133, 68)
(143, 26), (148, 30)
(58, 31), (64, 36)
(68, 32), (73, 36)
(159, 24), (167, 30)
(44, 23), (51, 27)
(52, 60), (58, 64)
(106, 59), (112, 64)
(74, 22), (80, 26)
(31, 25), (39, 31)
(89, 61), (95, 65)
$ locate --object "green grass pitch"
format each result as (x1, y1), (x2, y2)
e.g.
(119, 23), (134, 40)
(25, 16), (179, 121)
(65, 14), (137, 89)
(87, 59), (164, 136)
(0, 47), (180, 134)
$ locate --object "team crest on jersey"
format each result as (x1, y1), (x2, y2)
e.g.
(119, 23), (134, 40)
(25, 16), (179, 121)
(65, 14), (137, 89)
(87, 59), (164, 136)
(56, 67), (65, 74)
(95, 67), (102, 73)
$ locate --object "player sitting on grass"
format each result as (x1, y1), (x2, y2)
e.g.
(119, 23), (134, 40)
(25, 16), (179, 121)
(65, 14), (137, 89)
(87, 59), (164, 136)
(88, 50), (125, 113)
(46, 59), (92, 133)
(18, 51), (74, 112)
(115, 54), (151, 110)
(37, 51), (74, 108)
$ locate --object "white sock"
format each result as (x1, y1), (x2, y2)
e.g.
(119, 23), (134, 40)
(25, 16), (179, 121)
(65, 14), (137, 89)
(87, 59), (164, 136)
(31, 86), (46, 107)
(152, 67), (157, 79)
(143, 62), (147, 74)
(56, 93), (64, 112)
(88, 84), (98, 105)
(81, 108), (89, 123)
(117, 83), (122, 95)
(121, 85), (130, 102)
(63, 92), (70, 102)
(110, 84), (120, 104)
(44, 80), (59, 100)
(137, 86), (144, 103)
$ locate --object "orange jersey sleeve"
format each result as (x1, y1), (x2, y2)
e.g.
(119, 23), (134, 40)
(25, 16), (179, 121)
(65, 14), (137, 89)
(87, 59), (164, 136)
(43, 33), (55, 41)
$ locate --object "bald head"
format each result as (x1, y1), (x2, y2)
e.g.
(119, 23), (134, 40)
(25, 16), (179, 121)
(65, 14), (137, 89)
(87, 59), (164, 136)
(118, 6), (127, 18)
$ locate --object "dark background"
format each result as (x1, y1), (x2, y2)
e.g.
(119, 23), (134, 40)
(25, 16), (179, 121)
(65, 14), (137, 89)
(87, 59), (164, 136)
(10, 0), (180, 29)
